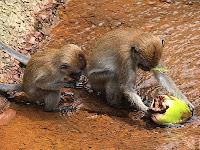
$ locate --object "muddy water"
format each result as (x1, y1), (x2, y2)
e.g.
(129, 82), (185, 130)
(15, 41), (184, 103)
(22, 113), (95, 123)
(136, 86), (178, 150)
(1, 0), (200, 149)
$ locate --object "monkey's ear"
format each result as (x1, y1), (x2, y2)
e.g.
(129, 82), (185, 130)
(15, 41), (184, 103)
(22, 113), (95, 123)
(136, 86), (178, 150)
(131, 47), (141, 54)
(162, 40), (165, 47)
(61, 63), (69, 69)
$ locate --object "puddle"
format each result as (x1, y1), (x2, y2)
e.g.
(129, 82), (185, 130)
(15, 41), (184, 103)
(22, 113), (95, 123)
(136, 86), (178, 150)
(0, 0), (200, 149)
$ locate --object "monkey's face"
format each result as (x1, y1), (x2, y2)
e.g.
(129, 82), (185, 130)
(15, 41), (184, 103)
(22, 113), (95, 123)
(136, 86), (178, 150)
(60, 63), (83, 80)
(132, 46), (161, 71)
(132, 34), (164, 71)
(60, 45), (87, 80)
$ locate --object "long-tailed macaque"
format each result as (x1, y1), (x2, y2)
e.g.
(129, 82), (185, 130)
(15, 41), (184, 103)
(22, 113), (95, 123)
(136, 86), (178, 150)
(88, 28), (194, 115)
(0, 40), (86, 111)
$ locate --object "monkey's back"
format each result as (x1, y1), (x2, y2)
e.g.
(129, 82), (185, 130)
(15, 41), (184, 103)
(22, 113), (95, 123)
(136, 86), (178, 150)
(88, 28), (142, 74)
(23, 49), (60, 95)
(23, 44), (86, 98)
(88, 28), (163, 75)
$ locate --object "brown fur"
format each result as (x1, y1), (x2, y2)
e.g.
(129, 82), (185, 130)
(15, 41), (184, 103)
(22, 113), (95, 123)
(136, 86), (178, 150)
(23, 44), (86, 92)
(23, 44), (86, 111)
(88, 28), (194, 114)
(0, 44), (86, 111)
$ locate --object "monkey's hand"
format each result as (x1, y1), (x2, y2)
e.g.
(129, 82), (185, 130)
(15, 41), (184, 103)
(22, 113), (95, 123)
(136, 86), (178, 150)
(66, 80), (86, 89)
(147, 107), (168, 116)
(74, 75), (89, 89)
(64, 80), (77, 88)
(75, 81), (85, 89)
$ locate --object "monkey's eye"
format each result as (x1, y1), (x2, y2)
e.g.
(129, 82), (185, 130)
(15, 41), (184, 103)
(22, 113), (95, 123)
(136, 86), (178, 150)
(131, 47), (141, 54)
(78, 54), (86, 62)
(61, 63), (69, 69)
(162, 40), (165, 47)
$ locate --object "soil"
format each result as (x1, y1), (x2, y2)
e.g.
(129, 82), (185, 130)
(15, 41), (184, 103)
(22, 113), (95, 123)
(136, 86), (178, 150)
(0, 0), (200, 149)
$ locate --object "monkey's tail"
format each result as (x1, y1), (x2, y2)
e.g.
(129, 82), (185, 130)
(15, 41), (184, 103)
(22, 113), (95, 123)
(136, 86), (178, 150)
(0, 83), (23, 93)
(0, 40), (30, 65)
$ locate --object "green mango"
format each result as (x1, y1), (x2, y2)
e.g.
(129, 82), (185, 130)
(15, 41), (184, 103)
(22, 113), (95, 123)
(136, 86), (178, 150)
(151, 95), (192, 125)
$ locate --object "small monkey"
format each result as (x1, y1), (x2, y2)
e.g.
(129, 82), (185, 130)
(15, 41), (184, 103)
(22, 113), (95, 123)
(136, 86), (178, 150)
(88, 28), (194, 115)
(0, 40), (86, 111)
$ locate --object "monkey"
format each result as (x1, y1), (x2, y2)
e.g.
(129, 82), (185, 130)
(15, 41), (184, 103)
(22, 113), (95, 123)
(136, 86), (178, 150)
(87, 28), (194, 115)
(0, 40), (86, 111)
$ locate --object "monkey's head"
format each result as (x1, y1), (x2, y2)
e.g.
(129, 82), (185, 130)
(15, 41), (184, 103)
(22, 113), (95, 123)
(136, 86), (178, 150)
(58, 44), (87, 80)
(131, 33), (165, 71)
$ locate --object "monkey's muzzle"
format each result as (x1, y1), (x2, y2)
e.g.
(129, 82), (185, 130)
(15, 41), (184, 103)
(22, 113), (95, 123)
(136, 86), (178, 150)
(138, 63), (151, 71)
(69, 72), (82, 80)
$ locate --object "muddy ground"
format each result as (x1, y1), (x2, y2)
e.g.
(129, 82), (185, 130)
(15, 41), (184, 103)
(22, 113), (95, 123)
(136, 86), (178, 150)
(0, 0), (200, 149)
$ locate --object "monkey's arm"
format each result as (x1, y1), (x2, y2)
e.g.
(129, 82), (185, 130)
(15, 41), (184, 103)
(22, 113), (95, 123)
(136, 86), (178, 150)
(124, 88), (149, 114)
(36, 80), (76, 91)
(120, 65), (149, 114)
(0, 40), (30, 65)
(153, 63), (194, 111)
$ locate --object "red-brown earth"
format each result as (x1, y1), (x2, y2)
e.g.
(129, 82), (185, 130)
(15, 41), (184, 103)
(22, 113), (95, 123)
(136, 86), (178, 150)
(0, 0), (200, 149)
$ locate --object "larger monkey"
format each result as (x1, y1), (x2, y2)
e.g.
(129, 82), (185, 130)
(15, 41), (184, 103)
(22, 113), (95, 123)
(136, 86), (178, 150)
(88, 28), (194, 114)
(0, 40), (86, 111)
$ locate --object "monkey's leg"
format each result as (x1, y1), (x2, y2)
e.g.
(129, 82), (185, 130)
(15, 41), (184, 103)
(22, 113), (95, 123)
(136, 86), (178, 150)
(44, 90), (61, 111)
(119, 66), (149, 114)
(43, 90), (76, 112)
(105, 79), (123, 108)
(88, 70), (114, 91)
(89, 71), (132, 108)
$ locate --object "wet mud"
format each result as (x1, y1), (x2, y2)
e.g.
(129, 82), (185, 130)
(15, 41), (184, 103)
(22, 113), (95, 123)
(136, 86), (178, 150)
(0, 0), (200, 149)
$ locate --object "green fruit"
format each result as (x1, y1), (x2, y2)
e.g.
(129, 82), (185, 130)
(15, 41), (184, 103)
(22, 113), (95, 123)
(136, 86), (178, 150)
(151, 95), (192, 125)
